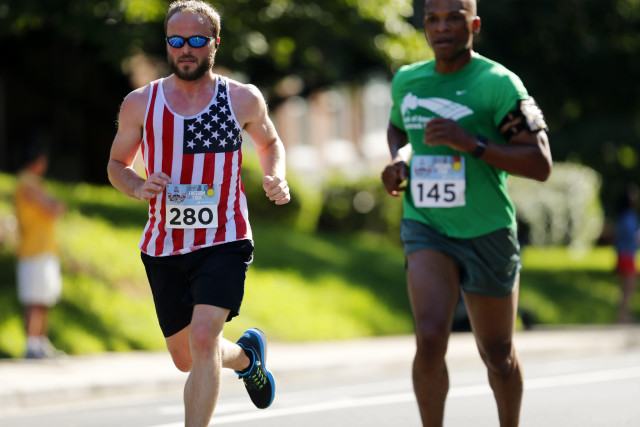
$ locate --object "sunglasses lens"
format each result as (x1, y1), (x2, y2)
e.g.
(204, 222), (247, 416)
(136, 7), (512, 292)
(188, 36), (208, 48)
(167, 36), (185, 48)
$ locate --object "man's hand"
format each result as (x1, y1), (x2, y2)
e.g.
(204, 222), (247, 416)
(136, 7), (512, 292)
(424, 117), (476, 152)
(263, 176), (291, 205)
(381, 160), (409, 197)
(136, 172), (170, 201)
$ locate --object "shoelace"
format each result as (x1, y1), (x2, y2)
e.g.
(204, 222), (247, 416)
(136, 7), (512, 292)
(243, 361), (267, 390)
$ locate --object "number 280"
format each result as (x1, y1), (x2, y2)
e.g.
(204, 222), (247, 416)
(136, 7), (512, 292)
(169, 207), (215, 227)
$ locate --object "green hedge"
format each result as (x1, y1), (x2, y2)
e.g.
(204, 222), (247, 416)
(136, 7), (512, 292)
(316, 173), (403, 241)
(311, 161), (605, 248)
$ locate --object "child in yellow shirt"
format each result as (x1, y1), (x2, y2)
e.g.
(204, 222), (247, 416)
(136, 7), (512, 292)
(15, 144), (65, 359)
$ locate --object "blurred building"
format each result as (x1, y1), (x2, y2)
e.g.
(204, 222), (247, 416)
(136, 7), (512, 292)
(273, 78), (392, 181)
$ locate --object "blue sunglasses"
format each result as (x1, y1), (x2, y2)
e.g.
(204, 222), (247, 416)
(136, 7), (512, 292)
(166, 35), (218, 48)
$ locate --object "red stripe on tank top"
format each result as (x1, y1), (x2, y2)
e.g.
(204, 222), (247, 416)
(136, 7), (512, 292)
(153, 105), (174, 255)
(234, 149), (247, 238)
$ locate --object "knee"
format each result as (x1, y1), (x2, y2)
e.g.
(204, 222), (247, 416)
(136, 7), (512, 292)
(414, 322), (449, 362)
(479, 341), (517, 378)
(189, 321), (221, 360)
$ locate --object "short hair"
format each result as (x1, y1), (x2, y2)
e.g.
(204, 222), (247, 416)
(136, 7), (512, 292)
(165, 0), (221, 37)
(424, 0), (477, 15)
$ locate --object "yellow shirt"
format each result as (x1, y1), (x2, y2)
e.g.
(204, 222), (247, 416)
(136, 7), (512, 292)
(15, 172), (59, 258)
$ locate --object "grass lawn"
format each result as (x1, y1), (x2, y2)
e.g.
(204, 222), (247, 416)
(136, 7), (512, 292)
(0, 174), (636, 357)
(519, 246), (623, 324)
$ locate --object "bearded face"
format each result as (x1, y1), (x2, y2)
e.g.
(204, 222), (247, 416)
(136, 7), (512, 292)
(167, 48), (215, 81)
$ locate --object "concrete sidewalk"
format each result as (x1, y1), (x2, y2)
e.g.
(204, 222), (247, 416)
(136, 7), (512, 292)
(1, 325), (640, 413)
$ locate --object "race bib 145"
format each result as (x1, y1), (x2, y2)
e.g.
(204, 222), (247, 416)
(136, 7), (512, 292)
(411, 155), (466, 208)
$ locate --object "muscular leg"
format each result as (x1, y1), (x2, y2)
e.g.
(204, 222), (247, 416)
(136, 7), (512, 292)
(165, 305), (250, 427)
(407, 249), (461, 427)
(463, 279), (523, 427)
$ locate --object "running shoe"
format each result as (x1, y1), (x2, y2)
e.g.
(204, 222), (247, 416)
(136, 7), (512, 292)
(234, 328), (275, 409)
(24, 337), (66, 359)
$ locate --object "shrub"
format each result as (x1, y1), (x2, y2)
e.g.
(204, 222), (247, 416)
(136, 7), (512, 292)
(316, 173), (403, 240)
(313, 162), (604, 250)
(508, 162), (603, 249)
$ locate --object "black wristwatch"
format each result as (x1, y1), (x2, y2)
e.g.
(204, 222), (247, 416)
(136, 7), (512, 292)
(470, 135), (488, 158)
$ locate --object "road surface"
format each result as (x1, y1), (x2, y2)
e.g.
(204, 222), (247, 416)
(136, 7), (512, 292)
(2, 347), (639, 426)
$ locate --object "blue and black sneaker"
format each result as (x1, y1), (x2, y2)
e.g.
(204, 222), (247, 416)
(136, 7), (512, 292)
(234, 328), (275, 409)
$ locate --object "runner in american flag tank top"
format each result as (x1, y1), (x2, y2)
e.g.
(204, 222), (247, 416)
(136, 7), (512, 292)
(140, 76), (250, 256)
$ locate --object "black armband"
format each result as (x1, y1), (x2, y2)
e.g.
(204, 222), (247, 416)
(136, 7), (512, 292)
(498, 97), (548, 141)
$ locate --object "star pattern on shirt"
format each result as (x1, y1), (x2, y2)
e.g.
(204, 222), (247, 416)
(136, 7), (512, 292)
(183, 80), (242, 154)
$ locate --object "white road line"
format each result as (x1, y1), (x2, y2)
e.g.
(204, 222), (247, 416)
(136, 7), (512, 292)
(526, 366), (640, 390)
(158, 402), (249, 416)
(150, 365), (640, 426)
(151, 393), (415, 427)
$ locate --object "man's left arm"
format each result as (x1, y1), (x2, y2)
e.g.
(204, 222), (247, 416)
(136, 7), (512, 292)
(235, 83), (291, 205)
(424, 99), (552, 182)
(483, 127), (552, 182)
(490, 97), (552, 181)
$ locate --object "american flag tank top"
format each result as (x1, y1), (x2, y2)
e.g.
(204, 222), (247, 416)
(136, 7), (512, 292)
(139, 76), (251, 257)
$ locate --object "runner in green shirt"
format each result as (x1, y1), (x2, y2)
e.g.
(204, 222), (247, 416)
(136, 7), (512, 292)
(381, 1), (552, 426)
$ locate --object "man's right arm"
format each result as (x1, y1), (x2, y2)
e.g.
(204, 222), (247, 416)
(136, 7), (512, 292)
(107, 88), (170, 201)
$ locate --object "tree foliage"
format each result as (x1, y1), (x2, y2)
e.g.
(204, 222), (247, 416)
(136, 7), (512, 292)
(210, 0), (425, 97)
(0, 0), (423, 182)
(1, 0), (639, 217)
(474, 0), (640, 214)
(1, 0), (425, 96)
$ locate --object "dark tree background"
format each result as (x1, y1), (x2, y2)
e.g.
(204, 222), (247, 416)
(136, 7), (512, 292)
(1, 0), (639, 215)
(473, 0), (640, 213)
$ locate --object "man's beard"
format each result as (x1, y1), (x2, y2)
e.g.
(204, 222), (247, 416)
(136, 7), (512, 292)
(168, 52), (215, 81)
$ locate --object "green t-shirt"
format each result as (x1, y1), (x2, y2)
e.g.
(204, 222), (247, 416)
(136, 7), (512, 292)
(389, 54), (529, 238)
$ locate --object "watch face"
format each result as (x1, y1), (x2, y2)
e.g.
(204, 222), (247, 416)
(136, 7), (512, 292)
(471, 138), (487, 158)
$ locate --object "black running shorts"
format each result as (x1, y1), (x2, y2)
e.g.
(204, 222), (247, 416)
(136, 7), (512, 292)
(140, 239), (254, 338)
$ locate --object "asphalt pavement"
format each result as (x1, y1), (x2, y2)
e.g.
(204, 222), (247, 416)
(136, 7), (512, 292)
(1, 325), (640, 415)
